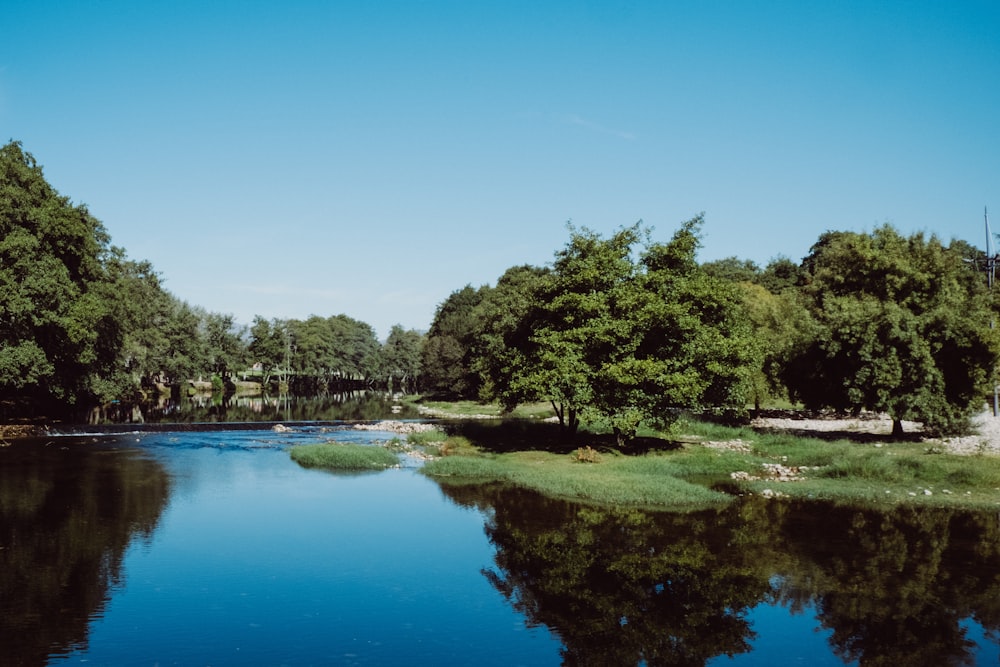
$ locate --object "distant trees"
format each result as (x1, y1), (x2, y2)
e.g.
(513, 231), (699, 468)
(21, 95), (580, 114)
(0, 140), (430, 417)
(381, 325), (423, 393)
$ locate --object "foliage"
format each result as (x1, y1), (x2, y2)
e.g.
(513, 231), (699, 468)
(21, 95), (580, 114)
(757, 255), (805, 293)
(701, 256), (761, 283)
(289, 442), (400, 470)
(736, 282), (814, 410)
(783, 225), (1000, 436)
(381, 325), (423, 392)
(248, 316), (289, 385)
(286, 314), (381, 385)
(421, 285), (490, 398)
(476, 218), (758, 445)
(0, 141), (120, 408)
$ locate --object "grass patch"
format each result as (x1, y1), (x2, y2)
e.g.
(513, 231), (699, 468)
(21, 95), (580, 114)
(290, 442), (399, 471)
(416, 411), (1000, 511)
(423, 447), (732, 510)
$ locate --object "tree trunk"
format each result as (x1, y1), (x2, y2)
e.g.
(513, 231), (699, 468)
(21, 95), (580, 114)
(891, 418), (904, 438)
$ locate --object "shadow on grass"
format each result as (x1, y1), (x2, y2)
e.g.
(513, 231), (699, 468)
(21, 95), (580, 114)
(442, 419), (684, 454)
(707, 409), (928, 444)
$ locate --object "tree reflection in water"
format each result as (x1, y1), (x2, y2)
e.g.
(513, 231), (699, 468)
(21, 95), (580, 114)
(438, 483), (1000, 666)
(0, 439), (170, 665)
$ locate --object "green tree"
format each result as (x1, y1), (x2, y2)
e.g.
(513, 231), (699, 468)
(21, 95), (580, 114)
(474, 264), (551, 414)
(422, 285), (490, 398)
(249, 317), (290, 386)
(758, 255), (805, 293)
(380, 325), (423, 393)
(783, 225), (999, 435)
(736, 282), (814, 411)
(287, 314), (381, 388)
(477, 218), (756, 445)
(0, 141), (120, 411)
(701, 256), (761, 283)
(200, 310), (247, 386)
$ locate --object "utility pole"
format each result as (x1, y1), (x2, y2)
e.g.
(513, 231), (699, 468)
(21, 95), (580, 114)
(987, 207), (998, 417)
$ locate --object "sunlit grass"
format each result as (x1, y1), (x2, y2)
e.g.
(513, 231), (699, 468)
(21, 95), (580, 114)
(419, 413), (1000, 510)
(290, 443), (399, 470)
(422, 446), (731, 509)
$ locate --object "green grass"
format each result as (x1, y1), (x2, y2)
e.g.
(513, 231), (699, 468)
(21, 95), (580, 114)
(422, 448), (730, 510)
(415, 413), (1000, 511)
(674, 419), (1000, 509)
(290, 442), (400, 470)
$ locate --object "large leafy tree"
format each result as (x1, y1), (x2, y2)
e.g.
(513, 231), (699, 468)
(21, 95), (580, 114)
(783, 225), (999, 436)
(0, 141), (121, 410)
(477, 218), (756, 445)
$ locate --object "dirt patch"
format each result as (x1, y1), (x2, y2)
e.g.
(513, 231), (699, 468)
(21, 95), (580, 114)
(751, 409), (1000, 456)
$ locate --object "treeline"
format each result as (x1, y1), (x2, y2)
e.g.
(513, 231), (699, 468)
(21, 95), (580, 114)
(420, 218), (999, 441)
(4, 140), (997, 435)
(0, 142), (422, 419)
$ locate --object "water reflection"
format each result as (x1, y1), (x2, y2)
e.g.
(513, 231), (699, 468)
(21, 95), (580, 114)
(0, 439), (170, 665)
(87, 390), (420, 424)
(438, 483), (1000, 666)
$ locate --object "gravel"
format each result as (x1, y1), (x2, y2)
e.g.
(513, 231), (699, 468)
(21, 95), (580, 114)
(751, 408), (1000, 456)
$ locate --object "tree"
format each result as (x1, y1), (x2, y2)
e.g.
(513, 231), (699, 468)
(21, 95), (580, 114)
(736, 282), (814, 412)
(477, 218), (757, 445)
(0, 141), (120, 411)
(783, 225), (999, 436)
(248, 317), (290, 386)
(701, 256), (761, 283)
(200, 311), (247, 386)
(474, 264), (551, 414)
(380, 325), (424, 393)
(421, 285), (490, 398)
(758, 255), (805, 293)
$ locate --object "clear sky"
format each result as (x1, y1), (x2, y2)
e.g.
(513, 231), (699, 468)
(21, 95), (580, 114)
(3, 1), (999, 338)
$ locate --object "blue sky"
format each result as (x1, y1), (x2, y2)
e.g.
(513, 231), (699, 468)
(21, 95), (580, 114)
(3, 1), (999, 338)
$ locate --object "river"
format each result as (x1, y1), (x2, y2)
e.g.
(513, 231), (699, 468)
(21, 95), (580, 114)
(2, 411), (999, 665)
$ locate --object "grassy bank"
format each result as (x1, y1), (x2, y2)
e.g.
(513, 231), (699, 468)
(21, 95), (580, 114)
(401, 396), (555, 420)
(418, 417), (1000, 511)
(290, 443), (400, 471)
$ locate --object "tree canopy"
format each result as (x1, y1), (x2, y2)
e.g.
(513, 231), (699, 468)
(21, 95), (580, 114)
(783, 225), (999, 435)
(476, 218), (757, 445)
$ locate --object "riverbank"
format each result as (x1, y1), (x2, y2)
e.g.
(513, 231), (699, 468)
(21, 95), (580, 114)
(412, 407), (1000, 511)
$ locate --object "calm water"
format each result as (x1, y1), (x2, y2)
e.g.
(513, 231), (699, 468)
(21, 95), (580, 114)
(2, 425), (1000, 666)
